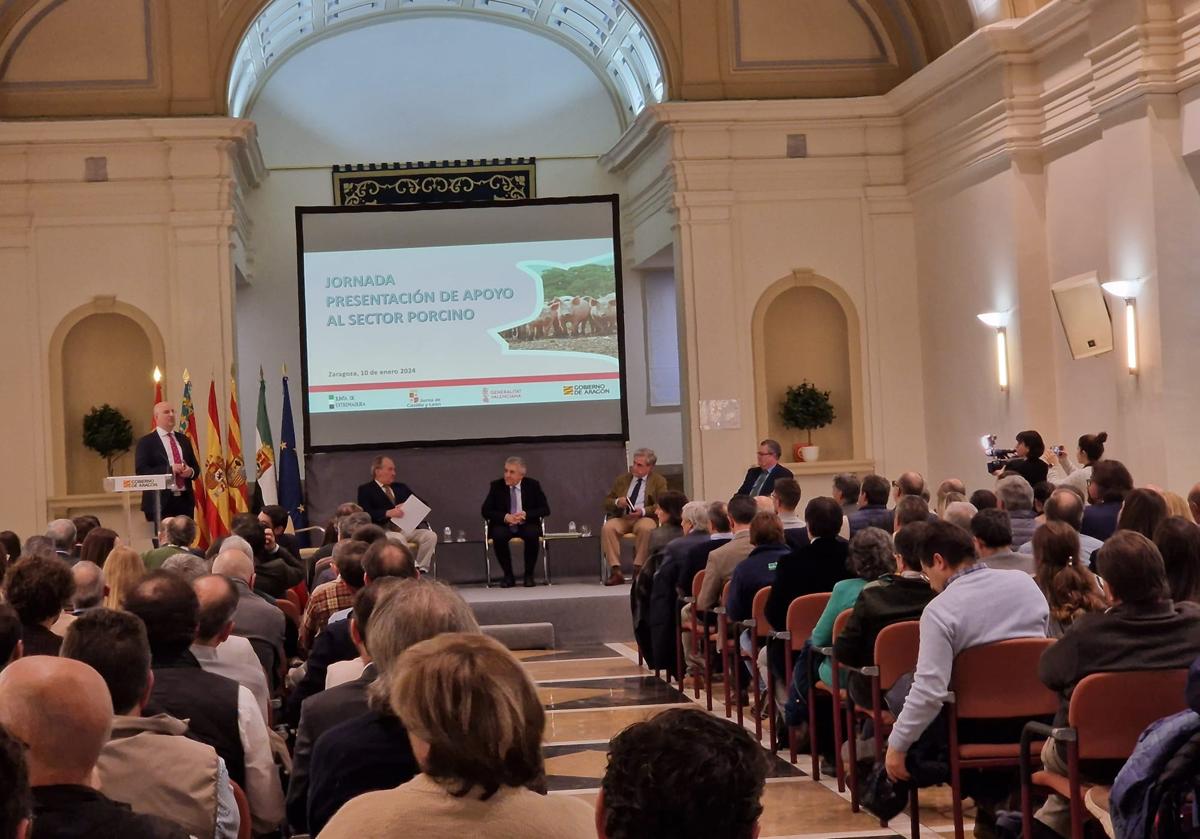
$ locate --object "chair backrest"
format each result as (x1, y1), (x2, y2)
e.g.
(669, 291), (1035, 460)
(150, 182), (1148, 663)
(275, 598), (301, 628)
(873, 620), (921, 690)
(786, 593), (832, 651)
(831, 608), (853, 642)
(1069, 669), (1188, 760)
(750, 586), (772, 638)
(691, 570), (706, 600)
(950, 637), (1058, 720)
(230, 780), (251, 839)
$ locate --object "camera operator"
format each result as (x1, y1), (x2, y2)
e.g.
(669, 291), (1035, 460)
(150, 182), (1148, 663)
(998, 430), (1049, 486)
(1047, 431), (1107, 497)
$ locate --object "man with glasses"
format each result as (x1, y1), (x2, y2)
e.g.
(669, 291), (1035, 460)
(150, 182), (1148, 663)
(736, 439), (793, 498)
(601, 448), (668, 586)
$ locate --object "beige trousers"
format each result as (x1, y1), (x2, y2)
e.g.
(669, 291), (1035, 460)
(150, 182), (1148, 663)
(602, 515), (657, 568)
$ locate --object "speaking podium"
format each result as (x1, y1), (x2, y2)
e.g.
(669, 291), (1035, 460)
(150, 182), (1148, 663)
(104, 474), (171, 543)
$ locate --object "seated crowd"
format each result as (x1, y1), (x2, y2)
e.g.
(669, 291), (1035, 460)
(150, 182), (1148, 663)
(2, 428), (1200, 839)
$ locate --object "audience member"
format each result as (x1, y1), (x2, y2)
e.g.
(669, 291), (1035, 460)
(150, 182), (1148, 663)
(62, 609), (238, 839)
(77, 526), (118, 569)
(210, 549), (287, 689)
(597, 707), (769, 839)
(834, 522), (936, 709)
(736, 438), (793, 497)
(893, 471), (927, 502)
(1116, 487), (1169, 540)
(160, 551), (208, 582)
(630, 490), (688, 663)
(191, 574), (271, 724)
(1017, 488), (1102, 567)
(309, 507), (369, 575)
(304, 580), (482, 834)
(102, 546), (146, 610)
(258, 505), (302, 560)
(849, 475), (893, 535)
(142, 517), (197, 571)
(1189, 483), (1200, 525)
(1154, 517), (1200, 604)
(601, 448), (667, 585)
(1031, 521), (1106, 638)
(3, 556), (72, 656)
(773, 479), (808, 547)
(970, 488), (999, 510)
(1034, 531), (1200, 837)
(1000, 429), (1050, 485)
(1161, 490), (1194, 522)
(1082, 459), (1134, 541)
(1047, 431), (1106, 497)
(0, 604), (21, 671)
(884, 520), (1048, 826)
(0, 722), (31, 839)
(646, 500), (712, 673)
(996, 475), (1039, 548)
(45, 518), (76, 563)
(71, 515), (101, 557)
(766, 497), (850, 632)
(832, 473), (861, 520)
(0, 656), (189, 838)
(0, 531), (19, 565)
(299, 539), (367, 652)
(319, 633), (595, 839)
(892, 495), (931, 533)
(645, 489), (688, 565)
(942, 500), (977, 532)
(1032, 481), (1054, 517)
(19, 535), (54, 561)
(124, 571), (284, 831)
(727, 512), (788, 625)
(971, 508), (1032, 573)
(231, 512), (304, 598)
(71, 561), (105, 612)
(936, 479), (967, 515)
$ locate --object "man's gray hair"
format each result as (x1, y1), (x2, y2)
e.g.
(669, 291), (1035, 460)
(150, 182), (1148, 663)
(681, 501), (710, 532)
(631, 448), (657, 467)
(759, 439), (782, 458)
(46, 519), (76, 552)
(72, 561), (105, 609)
(163, 516), (197, 548)
(338, 511), (372, 539)
(161, 553), (209, 583)
(366, 579), (480, 709)
(20, 535), (55, 561)
(211, 549), (254, 584)
(504, 456), (527, 472)
(996, 475), (1035, 511)
(943, 501), (978, 532)
(219, 534), (254, 562)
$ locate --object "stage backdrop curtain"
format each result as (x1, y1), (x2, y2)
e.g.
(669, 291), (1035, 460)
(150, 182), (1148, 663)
(331, 158), (536, 206)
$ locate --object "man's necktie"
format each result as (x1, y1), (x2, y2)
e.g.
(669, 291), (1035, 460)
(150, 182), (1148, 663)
(628, 478), (644, 510)
(166, 434), (185, 490)
(750, 470), (769, 496)
(509, 485), (520, 532)
(383, 485), (396, 504)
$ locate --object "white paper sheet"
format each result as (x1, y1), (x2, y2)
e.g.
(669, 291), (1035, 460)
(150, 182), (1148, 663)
(390, 495), (431, 537)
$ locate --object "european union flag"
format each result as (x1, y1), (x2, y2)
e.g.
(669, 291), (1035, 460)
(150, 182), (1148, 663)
(278, 374), (309, 542)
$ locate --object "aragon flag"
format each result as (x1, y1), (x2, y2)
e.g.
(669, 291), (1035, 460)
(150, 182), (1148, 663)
(204, 380), (232, 540)
(253, 367), (278, 510)
(179, 371), (210, 549)
(226, 371), (251, 515)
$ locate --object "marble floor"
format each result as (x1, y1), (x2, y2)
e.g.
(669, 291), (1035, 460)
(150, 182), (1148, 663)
(525, 641), (978, 839)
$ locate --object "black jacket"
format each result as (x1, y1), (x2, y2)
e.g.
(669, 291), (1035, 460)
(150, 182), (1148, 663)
(251, 545), (305, 599)
(356, 480), (417, 527)
(765, 537), (851, 632)
(736, 463), (794, 497)
(286, 617), (357, 726)
(32, 785), (189, 839)
(134, 430), (201, 518)
(481, 477), (550, 529)
(833, 575), (934, 669)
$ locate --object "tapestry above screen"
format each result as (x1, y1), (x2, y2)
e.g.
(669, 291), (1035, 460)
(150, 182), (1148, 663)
(331, 158), (536, 206)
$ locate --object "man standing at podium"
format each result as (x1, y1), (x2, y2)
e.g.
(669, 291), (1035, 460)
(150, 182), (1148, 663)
(135, 402), (201, 523)
(601, 448), (667, 586)
(355, 456), (437, 573)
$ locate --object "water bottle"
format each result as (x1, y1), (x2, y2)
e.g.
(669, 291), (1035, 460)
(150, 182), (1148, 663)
(456, 530), (466, 543)
(442, 526), (452, 543)
(568, 520), (577, 533)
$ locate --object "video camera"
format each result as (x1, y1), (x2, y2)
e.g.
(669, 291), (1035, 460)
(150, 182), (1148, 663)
(981, 434), (1018, 475)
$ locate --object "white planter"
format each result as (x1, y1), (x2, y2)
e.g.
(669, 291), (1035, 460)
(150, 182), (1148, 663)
(800, 445), (820, 462)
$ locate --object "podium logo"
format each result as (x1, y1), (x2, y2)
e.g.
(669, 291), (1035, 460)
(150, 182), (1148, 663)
(562, 383), (611, 397)
(408, 391), (420, 404)
(562, 386), (574, 396)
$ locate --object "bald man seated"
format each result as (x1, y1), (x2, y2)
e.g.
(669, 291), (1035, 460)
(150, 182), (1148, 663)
(0, 656), (190, 839)
(135, 402), (201, 523)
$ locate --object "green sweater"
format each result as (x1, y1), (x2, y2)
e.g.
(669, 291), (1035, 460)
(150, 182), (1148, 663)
(811, 577), (867, 686)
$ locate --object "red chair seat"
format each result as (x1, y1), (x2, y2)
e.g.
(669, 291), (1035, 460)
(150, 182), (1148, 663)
(959, 741), (1045, 760)
(814, 680), (847, 700)
(1031, 769), (1081, 799)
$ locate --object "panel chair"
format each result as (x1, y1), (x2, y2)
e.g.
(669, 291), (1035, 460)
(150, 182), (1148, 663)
(940, 638), (1059, 839)
(735, 586), (775, 742)
(481, 519), (548, 586)
(768, 592), (832, 775)
(1019, 668), (1188, 839)
(598, 514), (641, 582)
(679, 570), (706, 701)
(811, 608), (854, 793)
(839, 620), (922, 834)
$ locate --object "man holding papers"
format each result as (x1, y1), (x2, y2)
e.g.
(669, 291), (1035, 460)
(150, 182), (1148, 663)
(356, 455), (437, 573)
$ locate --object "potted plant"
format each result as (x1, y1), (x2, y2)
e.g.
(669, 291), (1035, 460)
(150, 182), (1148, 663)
(82, 404), (134, 477)
(780, 381), (835, 462)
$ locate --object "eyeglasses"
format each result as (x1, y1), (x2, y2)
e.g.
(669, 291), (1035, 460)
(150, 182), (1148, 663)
(756, 451), (772, 456)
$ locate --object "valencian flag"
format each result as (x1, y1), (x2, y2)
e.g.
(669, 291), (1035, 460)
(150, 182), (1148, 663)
(204, 380), (232, 540)
(278, 372), (308, 540)
(253, 367), (278, 510)
(226, 371), (251, 515)
(179, 371), (210, 549)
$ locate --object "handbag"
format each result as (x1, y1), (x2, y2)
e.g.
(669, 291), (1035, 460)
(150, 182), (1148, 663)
(859, 762), (910, 822)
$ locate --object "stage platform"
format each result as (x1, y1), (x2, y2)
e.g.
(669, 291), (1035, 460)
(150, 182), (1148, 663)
(457, 581), (632, 648)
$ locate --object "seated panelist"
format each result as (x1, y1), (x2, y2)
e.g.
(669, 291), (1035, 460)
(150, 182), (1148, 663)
(481, 457), (550, 588)
(601, 447), (668, 587)
(356, 456), (437, 573)
(736, 438), (794, 497)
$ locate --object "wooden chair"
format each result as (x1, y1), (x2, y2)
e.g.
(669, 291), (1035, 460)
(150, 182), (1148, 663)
(811, 608), (854, 792)
(284, 588), (302, 611)
(679, 570), (706, 701)
(710, 581), (736, 718)
(482, 518), (548, 586)
(695, 578), (729, 713)
(735, 586), (774, 741)
(275, 597), (301, 629)
(840, 620), (922, 833)
(768, 592), (831, 774)
(230, 780), (251, 839)
(1019, 668), (1188, 839)
(939, 638), (1058, 839)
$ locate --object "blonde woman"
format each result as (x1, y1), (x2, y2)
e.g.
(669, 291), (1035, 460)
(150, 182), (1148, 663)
(320, 632), (594, 839)
(102, 546), (146, 610)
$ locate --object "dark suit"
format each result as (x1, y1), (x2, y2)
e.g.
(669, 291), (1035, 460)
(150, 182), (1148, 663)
(481, 477), (550, 580)
(736, 462), (794, 497)
(647, 531), (711, 671)
(285, 619), (356, 727)
(134, 428), (201, 521)
(765, 537), (852, 635)
(356, 480), (417, 527)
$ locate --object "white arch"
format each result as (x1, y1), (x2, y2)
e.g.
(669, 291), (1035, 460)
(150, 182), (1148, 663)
(227, 0), (666, 126)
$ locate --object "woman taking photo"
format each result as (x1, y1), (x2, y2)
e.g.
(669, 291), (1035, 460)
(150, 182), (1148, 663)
(1047, 432), (1107, 497)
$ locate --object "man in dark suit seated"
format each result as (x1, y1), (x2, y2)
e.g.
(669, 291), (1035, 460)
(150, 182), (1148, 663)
(135, 402), (201, 525)
(481, 456), (550, 588)
(258, 504), (302, 559)
(848, 473), (894, 535)
(356, 456), (437, 573)
(736, 439), (794, 497)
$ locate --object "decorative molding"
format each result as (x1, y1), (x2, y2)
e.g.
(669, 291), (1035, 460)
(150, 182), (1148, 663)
(331, 158), (536, 206)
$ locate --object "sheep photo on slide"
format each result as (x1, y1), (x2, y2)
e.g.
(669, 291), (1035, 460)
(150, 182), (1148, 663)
(499, 259), (619, 360)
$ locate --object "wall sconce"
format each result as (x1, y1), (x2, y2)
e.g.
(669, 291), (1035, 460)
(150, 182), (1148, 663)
(976, 311), (1011, 391)
(1100, 279), (1143, 374)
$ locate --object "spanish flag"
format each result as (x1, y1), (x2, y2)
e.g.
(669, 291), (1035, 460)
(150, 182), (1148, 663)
(204, 381), (231, 540)
(226, 372), (250, 515)
(180, 371), (210, 548)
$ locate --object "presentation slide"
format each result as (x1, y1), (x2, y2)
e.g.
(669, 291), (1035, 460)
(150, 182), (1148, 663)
(297, 197), (627, 450)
